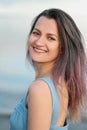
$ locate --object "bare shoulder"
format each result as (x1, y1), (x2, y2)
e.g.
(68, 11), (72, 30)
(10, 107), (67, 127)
(27, 79), (52, 130)
(28, 79), (52, 98)
(27, 79), (52, 112)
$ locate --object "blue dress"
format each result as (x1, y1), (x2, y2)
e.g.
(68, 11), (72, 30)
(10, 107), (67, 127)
(10, 77), (68, 130)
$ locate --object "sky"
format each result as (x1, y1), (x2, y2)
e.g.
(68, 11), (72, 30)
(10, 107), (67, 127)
(0, 0), (87, 92)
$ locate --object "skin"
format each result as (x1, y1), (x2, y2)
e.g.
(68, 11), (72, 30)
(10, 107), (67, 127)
(27, 16), (68, 130)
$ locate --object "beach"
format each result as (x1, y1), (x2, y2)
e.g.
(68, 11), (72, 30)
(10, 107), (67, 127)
(0, 114), (10, 130)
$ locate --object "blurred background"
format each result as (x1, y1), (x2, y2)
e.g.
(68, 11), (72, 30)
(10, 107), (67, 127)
(0, 0), (87, 130)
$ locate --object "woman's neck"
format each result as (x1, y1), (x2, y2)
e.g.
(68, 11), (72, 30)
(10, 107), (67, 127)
(35, 62), (54, 79)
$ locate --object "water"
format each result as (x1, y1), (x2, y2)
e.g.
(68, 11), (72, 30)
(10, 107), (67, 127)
(0, 90), (25, 114)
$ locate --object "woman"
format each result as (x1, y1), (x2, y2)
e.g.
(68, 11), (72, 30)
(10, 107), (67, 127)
(10, 8), (87, 130)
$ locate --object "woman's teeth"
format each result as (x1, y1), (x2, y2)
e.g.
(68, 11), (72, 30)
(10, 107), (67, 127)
(33, 47), (47, 53)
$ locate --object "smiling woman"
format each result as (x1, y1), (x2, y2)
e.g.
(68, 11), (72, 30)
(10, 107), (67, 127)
(28, 16), (59, 64)
(10, 8), (87, 130)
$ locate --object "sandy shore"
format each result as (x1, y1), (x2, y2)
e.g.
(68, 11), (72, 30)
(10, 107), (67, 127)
(0, 114), (10, 130)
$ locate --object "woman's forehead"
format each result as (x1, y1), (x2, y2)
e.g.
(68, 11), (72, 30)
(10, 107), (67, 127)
(34, 16), (58, 35)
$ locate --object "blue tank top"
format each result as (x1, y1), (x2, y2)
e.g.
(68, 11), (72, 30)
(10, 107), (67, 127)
(10, 77), (68, 130)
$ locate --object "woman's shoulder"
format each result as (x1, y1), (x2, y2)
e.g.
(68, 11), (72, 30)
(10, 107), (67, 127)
(29, 77), (51, 92)
(27, 78), (52, 128)
(28, 78), (52, 103)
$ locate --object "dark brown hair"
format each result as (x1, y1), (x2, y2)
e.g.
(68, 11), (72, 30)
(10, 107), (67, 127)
(27, 8), (87, 121)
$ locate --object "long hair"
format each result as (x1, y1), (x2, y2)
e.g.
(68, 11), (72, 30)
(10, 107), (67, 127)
(27, 8), (87, 121)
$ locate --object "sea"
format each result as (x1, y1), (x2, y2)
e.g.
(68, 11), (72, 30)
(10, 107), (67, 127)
(0, 76), (87, 130)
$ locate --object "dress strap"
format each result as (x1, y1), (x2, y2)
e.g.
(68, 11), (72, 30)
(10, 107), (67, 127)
(39, 77), (60, 125)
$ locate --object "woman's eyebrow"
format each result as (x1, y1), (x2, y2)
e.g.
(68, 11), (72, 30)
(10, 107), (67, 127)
(47, 33), (58, 38)
(33, 28), (40, 32)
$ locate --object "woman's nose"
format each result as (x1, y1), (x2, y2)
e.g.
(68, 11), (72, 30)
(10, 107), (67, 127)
(35, 36), (46, 46)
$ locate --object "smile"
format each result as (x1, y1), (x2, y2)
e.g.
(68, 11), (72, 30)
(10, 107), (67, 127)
(33, 47), (47, 53)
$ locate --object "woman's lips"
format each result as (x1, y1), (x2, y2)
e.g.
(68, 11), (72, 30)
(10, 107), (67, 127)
(33, 47), (47, 53)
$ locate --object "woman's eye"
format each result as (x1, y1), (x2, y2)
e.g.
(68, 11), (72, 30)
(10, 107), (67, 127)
(32, 31), (39, 36)
(48, 37), (55, 41)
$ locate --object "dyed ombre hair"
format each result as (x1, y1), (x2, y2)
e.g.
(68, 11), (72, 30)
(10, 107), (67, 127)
(27, 8), (87, 121)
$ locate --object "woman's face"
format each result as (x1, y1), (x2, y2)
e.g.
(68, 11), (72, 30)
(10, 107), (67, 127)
(28, 16), (60, 64)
